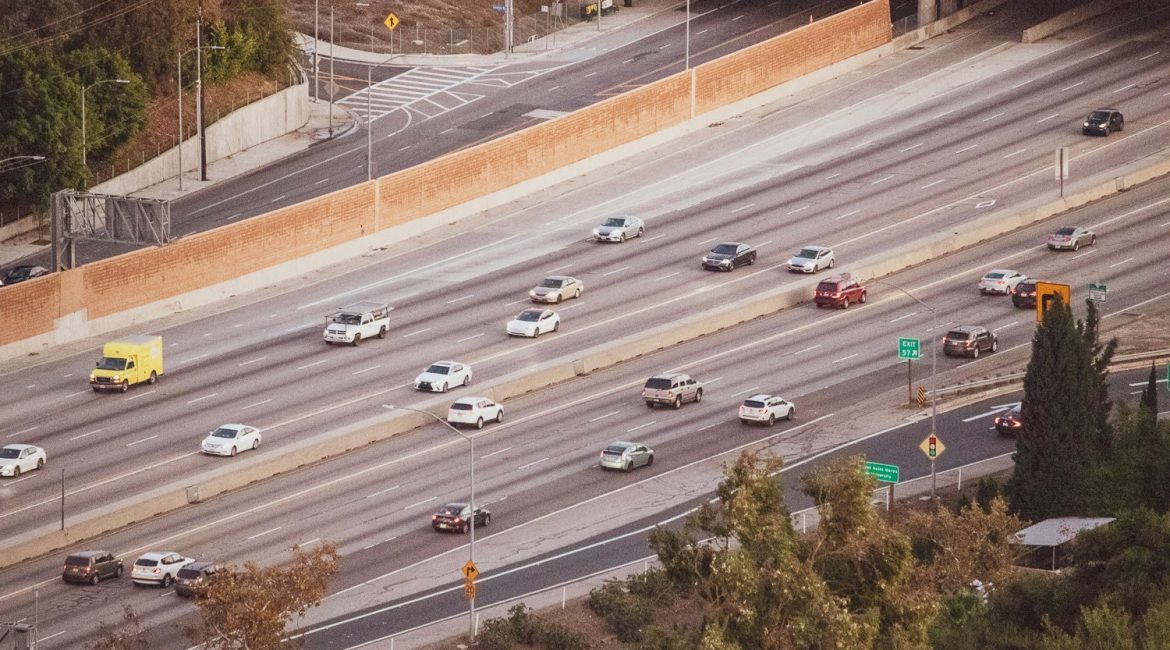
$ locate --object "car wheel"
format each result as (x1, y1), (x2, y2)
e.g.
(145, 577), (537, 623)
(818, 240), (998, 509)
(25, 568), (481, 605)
(352, 334), (361, 346)
(841, 298), (850, 309)
(147, 371), (157, 385)
(230, 446), (237, 457)
(463, 374), (471, 386)
(787, 407), (795, 420)
(1118, 118), (1124, 132)
(162, 574), (173, 588)
(556, 294), (562, 304)
(533, 327), (541, 338)
(828, 258), (835, 269)
(637, 227), (644, 238)
(747, 254), (755, 266)
(462, 522), (470, 534)
(1072, 241), (1080, 251)
(120, 380), (129, 393)
(92, 387), (100, 392)
(115, 565), (123, 577)
(1048, 245), (1056, 250)
(378, 326), (387, 339)
(36, 458), (44, 470)
(552, 321), (560, 332)
(1103, 126), (1110, 136)
(646, 401), (655, 408)
(694, 388), (703, 403)
(495, 410), (504, 423)
(647, 455), (654, 466)
(574, 288), (581, 299)
(132, 581), (143, 588)
(252, 438), (260, 450)
(859, 292), (867, 304)
(815, 303), (823, 309)
(483, 513), (491, 527)
(624, 461), (632, 472)
(619, 233), (626, 243)
(1089, 235), (1096, 246)
(672, 396), (682, 410)
(11, 466), (19, 478)
(767, 414), (775, 427)
(476, 417), (484, 430)
(991, 339), (999, 353)
(90, 573), (100, 585)
(441, 382), (449, 393)
(972, 346), (980, 359)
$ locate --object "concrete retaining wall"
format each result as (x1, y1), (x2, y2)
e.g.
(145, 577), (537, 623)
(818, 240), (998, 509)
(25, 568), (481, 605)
(1021, 0), (1117, 44)
(90, 83), (310, 197)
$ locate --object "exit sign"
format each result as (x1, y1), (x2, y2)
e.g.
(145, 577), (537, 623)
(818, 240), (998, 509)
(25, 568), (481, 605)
(898, 337), (920, 360)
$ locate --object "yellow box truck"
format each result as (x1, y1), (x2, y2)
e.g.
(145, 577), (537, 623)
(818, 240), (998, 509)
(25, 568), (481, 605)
(89, 335), (164, 393)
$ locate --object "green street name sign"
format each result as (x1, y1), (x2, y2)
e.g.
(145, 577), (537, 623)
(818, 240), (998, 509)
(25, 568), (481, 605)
(1089, 282), (1107, 303)
(865, 461), (900, 483)
(898, 337), (921, 360)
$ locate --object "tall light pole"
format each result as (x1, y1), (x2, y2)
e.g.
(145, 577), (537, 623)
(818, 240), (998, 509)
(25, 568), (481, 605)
(383, 404), (478, 643)
(81, 79), (129, 170)
(366, 54), (406, 181)
(177, 45), (224, 191)
(685, 0), (691, 70)
(0, 156), (46, 173)
(872, 278), (939, 501)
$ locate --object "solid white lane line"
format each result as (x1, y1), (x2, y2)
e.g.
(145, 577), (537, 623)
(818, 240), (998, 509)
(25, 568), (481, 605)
(69, 429), (102, 441)
(457, 332), (485, 343)
(1004, 148), (1028, 158)
(246, 526), (282, 541)
(921, 179), (945, 189)
(481, 447), (512, 459)
(403, 328), (432, 338)
(602, 266), (629, 277)
(239, 356), (267, 366)
(899, 142), (923, 152)
(730, 204), (754, 213)
(127, 435), (157, 447)
(1108, 257), (1134, 268)
(242, 399), (272, 410)
(187, 393), (219, 404)
(793, 344), (821, 355)
(835, 209), (860, 220)
(888, 311), (919, 323)
(627, 421), (657, 432)
(297, 359), (328, 370)
(405, 497), (437, 510)
(832, 354), (859, 364)
(1061, 81), (1084, 91)
(352, 366), (382, 375)
(731, 385), (759, 397)
(1036, 113), (1060, 123)
(124, 390), (156, 402)
(366, 485), (400, 499)
(589, 411), (619, 423)
(654, 271), (681, 281)
(518, 457), (550, 470)
(445, 294), (475, 304)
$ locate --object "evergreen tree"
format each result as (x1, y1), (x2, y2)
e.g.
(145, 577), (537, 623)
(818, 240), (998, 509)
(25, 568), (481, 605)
(1140, 362), (1159, 423)
(1007, 294), (1103, 521)
(1079, 298), (1117, 454)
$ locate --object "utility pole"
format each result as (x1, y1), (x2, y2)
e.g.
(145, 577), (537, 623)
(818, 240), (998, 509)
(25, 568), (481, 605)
(329, 3), (335, 138)
(314, 0), (320, 102)
(197, 1), (209, 181)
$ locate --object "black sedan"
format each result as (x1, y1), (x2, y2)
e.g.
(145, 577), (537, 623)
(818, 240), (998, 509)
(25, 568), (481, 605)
(0, 265), (49, 286)
(1083, 108), (1123, 136)
(432, 502), (491, 533)
(994, 405), (1022, 436)
(701, 242), (756, 271)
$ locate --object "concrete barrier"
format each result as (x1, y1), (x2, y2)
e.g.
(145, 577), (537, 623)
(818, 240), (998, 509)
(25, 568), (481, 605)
(1021, 0), (1117, 44)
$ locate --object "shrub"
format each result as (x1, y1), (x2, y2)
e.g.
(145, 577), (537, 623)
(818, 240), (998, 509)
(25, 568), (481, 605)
(476, 603), (539, 649)
(976, 477), (1002, 513)
(627, 568), (674, 605)
(539, 621), (589, 650)
(589, 580), (650, 642)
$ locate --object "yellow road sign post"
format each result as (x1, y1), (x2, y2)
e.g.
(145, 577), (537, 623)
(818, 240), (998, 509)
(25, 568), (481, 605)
(462, 559), (479, 582)
(1035, 281), (1071, 323)
(384, 12), (400, 31)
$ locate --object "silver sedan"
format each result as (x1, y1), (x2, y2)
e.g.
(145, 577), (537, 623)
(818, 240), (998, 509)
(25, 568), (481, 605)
(592, 215), (644, 242)
(599, 441), (654, 472)
(1047, 226), (1095, 251)
(529, 275), (584, 303)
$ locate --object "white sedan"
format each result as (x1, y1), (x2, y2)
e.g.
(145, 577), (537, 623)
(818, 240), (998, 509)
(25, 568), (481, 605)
(787, 245), (836, 273)
(447, 397), (504, 429)
(415, 361), (473, 392)
(978, 269), (1027, 295)
(201, 424), (262, 457)
(0, 444), (46, 478)
(529, 276), (584, 304)
(506, 308), (561, 337)
(592, 215), (644, 242)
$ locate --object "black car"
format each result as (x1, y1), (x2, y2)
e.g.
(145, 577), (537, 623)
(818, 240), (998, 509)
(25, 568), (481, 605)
(942, 326), (998, 358)
(432, 502), (491, 533)
(0, 265), (49, 286)
(1011, 280), (1043, 309)
(701, 242), (756, 271)
(1083, 109), (1123, 136)
(994, 405), (1022, 436)
(174, 561), (221, 597)
(62, 550), (123, 585)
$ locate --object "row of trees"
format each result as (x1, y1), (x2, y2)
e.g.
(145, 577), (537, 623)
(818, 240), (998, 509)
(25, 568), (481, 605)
(0, 0), (297, 218)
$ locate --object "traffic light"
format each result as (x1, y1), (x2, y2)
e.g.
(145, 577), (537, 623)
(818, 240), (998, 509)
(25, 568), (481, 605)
(927, 435), (938, 458)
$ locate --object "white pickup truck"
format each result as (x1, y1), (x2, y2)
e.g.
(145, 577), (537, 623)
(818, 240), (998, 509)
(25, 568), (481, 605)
(324, 302), (392, 345)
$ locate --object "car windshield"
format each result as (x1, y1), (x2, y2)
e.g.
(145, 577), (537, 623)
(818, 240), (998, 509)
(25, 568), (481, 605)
(538, 278), (563, 288)
(95, 357), (127, 371)
(946, 330), (972, 340)
(711, 244), (738, 255)
(795, 248), (819, 259)
(645, 378), (673, 390)
(1089, 111), (1110, 120)
(602, 217), (627, 227)
(135, 559), (158, 567)
(451, 403), (473, 411)
(743, 400), (767, 408)
(0, 448), (19, 459)
(516, 311), (541, 322)
(426, 364), (451, 375)
(211, 428), (239, 439)
(1055, 228), (1075, 235)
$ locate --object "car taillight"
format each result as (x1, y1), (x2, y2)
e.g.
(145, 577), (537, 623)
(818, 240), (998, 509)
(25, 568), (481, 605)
(432, 514), (438, 520)
(152, 568), (161, 574)
(453, 517), (462, 523)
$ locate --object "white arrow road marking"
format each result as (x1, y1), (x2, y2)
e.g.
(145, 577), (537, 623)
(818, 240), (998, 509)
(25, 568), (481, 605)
(962, 402), (1019, 422)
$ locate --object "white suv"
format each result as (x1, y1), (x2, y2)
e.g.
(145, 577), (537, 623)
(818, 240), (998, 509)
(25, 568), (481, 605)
(131, 551), (194, 587)
(447, 397), (504, 429)
(738, 394), (795, 426)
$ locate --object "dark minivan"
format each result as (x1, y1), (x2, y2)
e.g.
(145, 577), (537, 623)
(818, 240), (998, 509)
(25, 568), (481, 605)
(62, 550), (123, 585)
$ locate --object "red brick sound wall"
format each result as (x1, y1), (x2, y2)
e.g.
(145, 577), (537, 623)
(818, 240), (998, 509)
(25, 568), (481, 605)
(695, 0), (890, 115)
(0, 275), (63, 343)
(376, 72), (693, 227)
(83, 182), (376, 319)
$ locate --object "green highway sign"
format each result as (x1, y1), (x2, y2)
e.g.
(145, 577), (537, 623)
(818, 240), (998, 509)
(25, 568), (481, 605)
(898, 337), (921, 360)
(864, 461), (900, 483)
(1089, 282), (1107, 303)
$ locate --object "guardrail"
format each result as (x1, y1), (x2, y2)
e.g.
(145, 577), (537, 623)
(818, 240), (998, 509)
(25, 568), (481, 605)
(927, 349), (1170, 400)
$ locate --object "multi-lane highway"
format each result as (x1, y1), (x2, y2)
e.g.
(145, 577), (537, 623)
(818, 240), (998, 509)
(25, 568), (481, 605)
(2, 1), (1169, 647)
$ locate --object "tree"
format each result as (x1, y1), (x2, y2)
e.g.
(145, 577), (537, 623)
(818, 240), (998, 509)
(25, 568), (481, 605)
(1140, 362), (1160, 423)
(1007, 294), (1111, 521)
(899, 497), (1023, 596)
(83, 0), (198, 87)
(221, 0), (296, 75)
(62, 45), (149, 163)
(86, 604), (150, 650)
(183, 542), (340, 649)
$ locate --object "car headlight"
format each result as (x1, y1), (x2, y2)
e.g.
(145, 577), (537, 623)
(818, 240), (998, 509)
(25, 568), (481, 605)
(528, 290), (538, 298)
(1084, 122), (1090, 127)
(592, 228), (601, 236)
(112, 375), (121, 382)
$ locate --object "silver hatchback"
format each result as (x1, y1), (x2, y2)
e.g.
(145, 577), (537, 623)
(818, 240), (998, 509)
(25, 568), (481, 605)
(599, 442), (654, 471)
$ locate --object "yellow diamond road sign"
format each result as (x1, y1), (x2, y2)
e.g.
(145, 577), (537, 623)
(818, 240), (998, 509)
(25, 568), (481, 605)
(462, 560), (479, 582)
(919, 434), (945, 460)
(384, 12), (400, 31)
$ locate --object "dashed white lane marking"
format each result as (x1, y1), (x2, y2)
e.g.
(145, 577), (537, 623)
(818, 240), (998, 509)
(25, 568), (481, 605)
(1037, 113), (1060, 123)
(825, 173), (841, 180)
(1061, 81), (1084, 91)
(1071, 249), (1097, 259)
(787, 205), (810, 214)
(363, 536), (397, 550)
(505, 298), (529, 306)
(730, 204), (754, 213)
(352, 366), (382, 375)
(1113, 83), (1135, 93)
(242, 399), (272, 410)
(127, 435), (157, 447)
(697, 423), (719, 431)
(366, 485), (400, 499)
(921, 179), (946, 189)
(270, 194), (286, 203)
(66, 390), (89, 398)
(187, 393), (219, 404)
(404, 497), (437, 510)
(730, 385), (759, 397)
(546, 263), (573, 273)
(315, 177), (331, 184)
(888, 311), (919, 323)
(1108, 257), (1134, 268)
(7, 426), (38, 438)
(124, 390), (156, 401)
(654, 271), (680, 281)
(445, 294), (475, 304)
(832, 354), (859, 364)
(602, 266), (629, 277)
(871, 175), (894, 184)
(849, 140), (873, 150)
(481, 447), (511, 459)
(403, 328), (432, 338)
(517, 457), (550, 470)
(239, 356), (267, 366)
(246, 526), (282, 541)
(1139, 51), (1160, 60)
(1004, 148), (1028, 158)
(69, 428), (103, 441)
(1011, 79), (1032, 89)
(835, 209), (860, 220)
(933, 109), (955, 119)
(298, 359), (328, 370)
(627, 421), (657, 432)
(457, 333), (485, 343)
(899, 142), (922, 152)
(793, 344), (821, 355)
(994, 320), (1019, 331)
(589, 411), (620, 423)
(954, 144), (977, 154)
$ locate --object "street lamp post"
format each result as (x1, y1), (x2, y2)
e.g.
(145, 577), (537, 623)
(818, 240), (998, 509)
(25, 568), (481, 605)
(81, 79), (130, 170)
(872, 279), (939, 502)
(685, 0), (691, 70)
(366, 54), (406, 181)
(383, 404), (478, 643)
(0, 156), (46, 173)
(177, 45), (225, 191)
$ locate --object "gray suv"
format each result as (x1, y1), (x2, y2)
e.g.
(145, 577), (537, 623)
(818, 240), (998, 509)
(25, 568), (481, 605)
(943, 326), (998, 358)
(642, 373), (703, 409)
(62, 550), (123, 585)
(174, 561), (221, 597)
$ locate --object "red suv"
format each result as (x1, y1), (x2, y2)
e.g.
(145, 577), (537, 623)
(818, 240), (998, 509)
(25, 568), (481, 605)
(814, 275), (866, 309)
